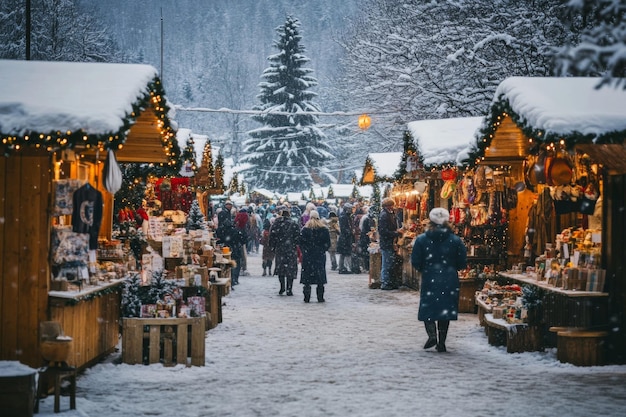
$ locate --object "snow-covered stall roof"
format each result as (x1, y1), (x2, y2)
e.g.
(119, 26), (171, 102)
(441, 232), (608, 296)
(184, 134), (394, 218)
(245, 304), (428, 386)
(0, 59), (179, 163)
(469, 77), (626, 163)
(407, 117), (483, 167)
(177, 128), (210, 177)
(360, 152), (403, 183)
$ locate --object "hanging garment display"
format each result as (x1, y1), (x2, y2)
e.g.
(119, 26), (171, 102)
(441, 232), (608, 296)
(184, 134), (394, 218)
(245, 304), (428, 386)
(72, 182), (104, 250)
(52, 179), (83, 216)
(102, 150), (123, 194)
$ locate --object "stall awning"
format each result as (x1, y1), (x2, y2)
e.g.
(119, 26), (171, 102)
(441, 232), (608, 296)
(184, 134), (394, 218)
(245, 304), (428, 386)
(576, 144), (626, 174)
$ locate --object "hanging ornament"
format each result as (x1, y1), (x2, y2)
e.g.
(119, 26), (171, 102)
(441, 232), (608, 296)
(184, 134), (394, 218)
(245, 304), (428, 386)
(103, 149), (123, 194)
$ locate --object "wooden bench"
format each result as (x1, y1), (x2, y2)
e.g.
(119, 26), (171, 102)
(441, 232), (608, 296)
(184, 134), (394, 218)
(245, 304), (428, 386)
(122, 317), (205, 366)
(483, 314), (542, 353)
(549, 327), (608, 366)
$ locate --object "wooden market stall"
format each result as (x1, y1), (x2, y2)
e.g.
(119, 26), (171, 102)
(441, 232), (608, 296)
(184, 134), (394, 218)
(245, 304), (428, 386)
(467, 76), (626, 363)
(0, 59), (180, 369)
(360, 152), (402, 287)
(406, 117), (491, 308)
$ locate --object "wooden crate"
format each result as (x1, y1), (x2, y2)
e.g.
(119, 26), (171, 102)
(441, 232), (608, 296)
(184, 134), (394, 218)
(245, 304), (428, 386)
(484, 314), (542, 353)
(0, 368), (36, 417)
(122, 317), (205, 366)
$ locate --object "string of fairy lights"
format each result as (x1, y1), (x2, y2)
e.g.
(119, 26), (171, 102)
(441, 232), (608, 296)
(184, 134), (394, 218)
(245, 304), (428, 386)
(0, 78), (180, 167)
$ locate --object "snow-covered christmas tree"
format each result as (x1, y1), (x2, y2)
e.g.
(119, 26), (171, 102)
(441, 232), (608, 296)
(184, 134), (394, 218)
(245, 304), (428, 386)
(241, 16), (334, 192)
(395, 130), (423, 180)
(182, 136), (198, 174)
(186, 199), (206, 231)
(121, 273), (143, 318)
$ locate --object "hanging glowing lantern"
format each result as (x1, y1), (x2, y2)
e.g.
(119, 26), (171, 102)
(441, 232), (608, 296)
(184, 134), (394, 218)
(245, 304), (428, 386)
(358, 113), (371, 130)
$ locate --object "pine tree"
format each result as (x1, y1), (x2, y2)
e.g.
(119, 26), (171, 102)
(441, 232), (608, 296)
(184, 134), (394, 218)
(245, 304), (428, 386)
(327, 185), (335, 199)
(148, 270), (177, 303)
(186, 199), (206, 231)
(241, 16), (334, 192)
(182, 136), (198, 174)
(229, 173), (239, 195)
(395, 131), (423, 180)
(214, 152), (225, 191)
(121, 273), (143, 318)
(195, 141), (215, 191)
(555, 0), (626, 90)
(351, 184), (360, 199)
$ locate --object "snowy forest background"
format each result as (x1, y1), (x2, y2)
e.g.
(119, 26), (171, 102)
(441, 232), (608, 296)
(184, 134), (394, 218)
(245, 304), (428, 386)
(0, 0), (624, 192)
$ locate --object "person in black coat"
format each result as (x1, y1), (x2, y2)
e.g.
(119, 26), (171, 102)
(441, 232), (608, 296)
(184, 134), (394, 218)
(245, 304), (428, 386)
(378, 198), (402, 289)
(336, 203), (354, 274)
(299, 210), (331, 303)
(411, 207), (467, 352)
(269, 206), (301, 296)
(358, 206), (376, 272)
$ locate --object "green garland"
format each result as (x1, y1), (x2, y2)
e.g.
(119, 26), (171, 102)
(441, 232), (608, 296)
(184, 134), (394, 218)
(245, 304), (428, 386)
(62, 285), (122, 306)
(1, 77), (181, 166)
(465, 96), (626, 167)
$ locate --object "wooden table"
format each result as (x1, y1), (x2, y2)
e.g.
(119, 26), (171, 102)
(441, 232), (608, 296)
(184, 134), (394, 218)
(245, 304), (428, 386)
(48, 279), (123, 369)
(497, 272), (608, 331)
(483, 313), (542, 353)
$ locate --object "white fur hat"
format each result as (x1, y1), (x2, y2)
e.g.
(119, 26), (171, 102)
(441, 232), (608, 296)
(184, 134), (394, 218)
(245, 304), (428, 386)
(429, 208), (450, 225)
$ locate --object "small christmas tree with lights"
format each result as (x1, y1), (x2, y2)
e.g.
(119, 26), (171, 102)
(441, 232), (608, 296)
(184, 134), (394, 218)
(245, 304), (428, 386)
(395, 130), (423, 180)
(327, 185), (335, 199)
(182, 136), (198, 174)
(186, 199), (206, 231)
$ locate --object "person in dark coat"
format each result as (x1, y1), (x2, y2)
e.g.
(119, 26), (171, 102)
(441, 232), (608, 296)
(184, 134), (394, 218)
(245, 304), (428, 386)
(326, 211), (340, 270)
(351, 205), (364, 273)
(215, 200), (234, 243)
(378, 198), (402, 289)
(411, 207), (467, 353)
(299, 210), (331, 303)
(231, 210), (249, 285)
(358, 206), (376, 272)
(269, 206), (300, 296)
(336, 203), (354, 274)
(218, 213), (246, 289)
(260, 218), (275, 276)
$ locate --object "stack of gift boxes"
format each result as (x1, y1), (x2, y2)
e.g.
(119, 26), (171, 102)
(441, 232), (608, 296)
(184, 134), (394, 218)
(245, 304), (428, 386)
(529, 228), (605, 292)
(475, 280), (526, 324)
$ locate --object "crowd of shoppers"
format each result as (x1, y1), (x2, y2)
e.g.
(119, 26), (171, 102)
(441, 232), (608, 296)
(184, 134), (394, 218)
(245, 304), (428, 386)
(212, 198), (464, 352)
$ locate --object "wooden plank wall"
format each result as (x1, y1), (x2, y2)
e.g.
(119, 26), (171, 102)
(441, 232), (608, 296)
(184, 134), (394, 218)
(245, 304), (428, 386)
(605, 173), (626, 363)
(49, 290), (121, 369)
(0, 153), (51, 367)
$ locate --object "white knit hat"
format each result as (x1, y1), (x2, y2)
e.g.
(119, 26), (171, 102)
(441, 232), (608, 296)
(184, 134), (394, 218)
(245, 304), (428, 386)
(429, 208), (450, 225)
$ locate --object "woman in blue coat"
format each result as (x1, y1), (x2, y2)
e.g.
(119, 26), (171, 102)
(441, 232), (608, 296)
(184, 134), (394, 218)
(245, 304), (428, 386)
(411, 208), (467, 352)
(299, 210), (331, 302)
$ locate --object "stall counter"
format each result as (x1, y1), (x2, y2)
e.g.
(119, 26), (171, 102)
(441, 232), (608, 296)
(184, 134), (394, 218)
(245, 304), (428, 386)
(48, 279), (124, 370)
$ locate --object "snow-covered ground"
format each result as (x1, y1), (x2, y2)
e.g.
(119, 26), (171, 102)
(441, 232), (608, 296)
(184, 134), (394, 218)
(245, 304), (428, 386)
(37, 249), (626, 417)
